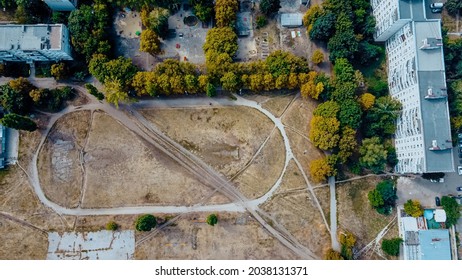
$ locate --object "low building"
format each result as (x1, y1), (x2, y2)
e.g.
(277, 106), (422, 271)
(0, 125), (5, 169)
(398, 208), (454, 260)
(0, 24), (73, 64)
(44, 0), (77, 11)
(280, 13), (303, 28)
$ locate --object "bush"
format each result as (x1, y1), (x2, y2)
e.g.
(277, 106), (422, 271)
(135, 214), (157, 231)
(311, 50), (324, 65)
(106, 221), (118, 231)
(85, 84), (105, 100)
(256, 15), (267, 28)
(381, 238), (402, 256)
(206, 213), (218, 226)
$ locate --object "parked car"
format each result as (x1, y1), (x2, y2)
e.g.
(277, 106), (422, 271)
(458, 133), (462, 140)
(430, 2), (443, 12)
(435, 196), (441, 206)
(457, 186), (462, 192)
(458, 166), (462, 175)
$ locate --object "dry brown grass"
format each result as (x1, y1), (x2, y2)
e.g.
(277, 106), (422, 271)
(135, 212), (298, 259)
(39, 110), (91, 208)
(336, 177), (396, 250)
(260, 93), (296, 118)
(82, 111), (222, 208)
(141, 107), (274, 179)
(232, 129), (285, 199)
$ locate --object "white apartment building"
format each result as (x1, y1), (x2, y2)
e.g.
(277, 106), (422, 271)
(371, 0), (453, 174)
(44, 0), (77, 11)
(0, 24), (73, 63)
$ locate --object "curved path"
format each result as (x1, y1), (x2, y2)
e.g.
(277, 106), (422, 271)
(19, 81), (331, 259)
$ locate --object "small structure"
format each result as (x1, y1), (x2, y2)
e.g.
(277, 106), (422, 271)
(236, 12), (252, 37)
(44, 0), (77, 11)
(434, 209), (446, 223)
(280, 13), (303, 28)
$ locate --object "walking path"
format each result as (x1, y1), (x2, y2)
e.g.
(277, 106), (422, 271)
(329, 176), (340, 251)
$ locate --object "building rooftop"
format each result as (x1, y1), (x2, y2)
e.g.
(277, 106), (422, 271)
(280, 13), (303, 27)
(0, 24), (63, 51)
(414, 21), (454, 173)
(418, 229), (451, 260)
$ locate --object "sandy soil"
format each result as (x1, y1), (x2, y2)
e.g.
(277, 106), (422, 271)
(135, 212), (298, 259)
(261, 173), (330, 257)
(141, 107), (275, 179)
(39, 110), (91, 208)
(233, 129), (285, 199)
(336, 177), (396, 250)
(82, 111), (224, 208)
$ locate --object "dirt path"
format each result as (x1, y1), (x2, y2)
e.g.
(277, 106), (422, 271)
(18, 81), (320, 259)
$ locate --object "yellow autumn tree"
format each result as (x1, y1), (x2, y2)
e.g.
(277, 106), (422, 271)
(309, 115), (340, 150)
(311, 50), (324, 64)
(358, 93), (376, 110)
(309, 156), (335, 183)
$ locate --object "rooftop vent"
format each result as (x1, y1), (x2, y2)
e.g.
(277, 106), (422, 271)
(420, 38), (443, 50)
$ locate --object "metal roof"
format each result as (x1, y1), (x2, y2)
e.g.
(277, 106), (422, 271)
(418, 229), (451, 260)
(280, 13), (303, 27)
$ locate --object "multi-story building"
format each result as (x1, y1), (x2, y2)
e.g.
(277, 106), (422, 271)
(371, 0), (453, 174)
(0, 24), (73, 64)
(44, 0), (77, 11)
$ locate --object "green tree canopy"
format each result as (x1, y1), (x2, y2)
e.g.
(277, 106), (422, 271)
(135, 214), (157, 231)
(141, 7), (170, 38)
(215, 0), (238, 27)
(1, 113), (37, 131)
(381, 238), (402, 257)
(313, 100), (340, 118)
(140, 29), (162, 55)
(206, 213), (218, 226)
(260, 0), (281, 15)
(309, 115), (340, 150)
(362, 96), (402, 138)
(441, 196), (460, 227)
(404, 199), (423, 218)
(359, 137), (388, 173)
(203, 27), (238, 57)
(338, 99), (362, 129)
(368, 180), (397, 215)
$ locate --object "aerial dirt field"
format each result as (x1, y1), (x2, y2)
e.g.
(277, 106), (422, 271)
(81, 111), (225, 208)
(141, 106), (275, 179)
(39, 110), (91, 208)
(135, 212), (298, 259)
(232, 129), (285, 199)
(260, 160), (331, 257)
(336, 177), (396, 253)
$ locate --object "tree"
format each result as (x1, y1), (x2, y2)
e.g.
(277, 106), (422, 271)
(85, 84), (105, 100)
(206, 213), (218, 226)
(313, 101), (339, 118)
(309, 156), (337, 183)
(339, 231), (356, 260)
(191, 0), (214, 22)
(311, 50), (325, 65)
(404, 199), (423, 218)
(359, 137), (387, 173)
(68, 4), (111, 61)
(327, 13), (358, 62)
(51, 63), (68, 81)
(203, 27), (238, 57)
(221, 72), (241, 93)
(260, 0), (281, 16)
(309, 116), (340, 150)
(368, 180), (397, 215)
(266, 50), (309, 78)
(309, 12), (336, 41)
(0, 78), (34, 115)
(338, 126), (357, 163)
(140, 29), (162, 55)
(324, 249), (344, 260)
(1, 113), (37, 131)
(0, 63), (4, 76)
(141, 7), (170, 38)
(381, 238), (402, 257)
(106, 221), (118, 231)
(358, 93), (375, 110)
(206, 83), (216, 97)
(135, 214), (157, 231)
(104, 79), (130, 108)
(362, 96), (402, 138)
(338, 99), (362, 129)
(89, 55), (138, 89)
(215, 0), (238, 27)
(51, 11), (67, 24)
(441, 196), (460, 227)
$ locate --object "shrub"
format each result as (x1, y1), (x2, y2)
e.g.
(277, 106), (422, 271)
(206, 213), (218, 226)
(311, 50), (324, 65)
(381, 238), (402, 256)
(106, 221), (118, 231)
(256, 15), (267, 28)
(135, 214), (157, 231)
(85, 84), (105, 100)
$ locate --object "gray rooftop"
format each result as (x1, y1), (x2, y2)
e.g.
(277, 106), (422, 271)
(414, 21), (454, 173)
(0, 24), (63, 51)
(280, 13), (303, 27)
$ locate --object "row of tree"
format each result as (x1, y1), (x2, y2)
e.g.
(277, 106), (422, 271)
(444, 34), (462, 140)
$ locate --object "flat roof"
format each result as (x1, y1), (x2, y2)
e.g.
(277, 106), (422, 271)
(0, 24), (63, 51)
(418, 229), (451, 260)
(280, 13), (303, 27)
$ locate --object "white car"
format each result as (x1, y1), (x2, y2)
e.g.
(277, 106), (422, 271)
(458, 166), (462, 175)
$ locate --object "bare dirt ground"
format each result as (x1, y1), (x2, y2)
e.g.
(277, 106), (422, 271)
(233, 129), (285, 199)
(261, 160), (330, 257)
(82, 111), (225, 208)
(336, 177), (396, 252)
(141, 107), (274, 179)
(135, 212), (298, 259)
(39, 111), (91, 208)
